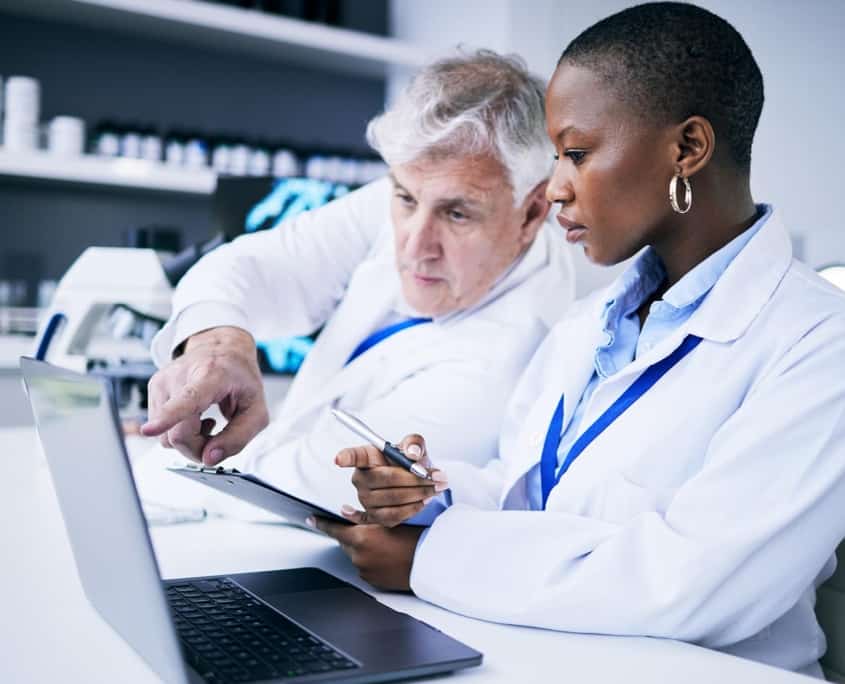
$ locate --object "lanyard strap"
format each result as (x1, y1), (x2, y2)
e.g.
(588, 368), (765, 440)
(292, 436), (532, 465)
(345, 317), (433, 366)
(540, 334), (703, 509)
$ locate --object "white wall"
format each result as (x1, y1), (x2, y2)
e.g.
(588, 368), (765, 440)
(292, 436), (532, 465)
(390, 0), (845, 295)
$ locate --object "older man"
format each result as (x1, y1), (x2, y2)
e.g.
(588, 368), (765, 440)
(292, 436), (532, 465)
(141, 50), (574, 512)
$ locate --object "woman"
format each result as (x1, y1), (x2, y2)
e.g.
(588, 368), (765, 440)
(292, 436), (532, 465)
(315, 3), (845, 676)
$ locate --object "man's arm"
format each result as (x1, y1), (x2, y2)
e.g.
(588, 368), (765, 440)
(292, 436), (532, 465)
(141, 326), (269, 464)
(151, 179), (390, 364)
(143, 179), (391, 462)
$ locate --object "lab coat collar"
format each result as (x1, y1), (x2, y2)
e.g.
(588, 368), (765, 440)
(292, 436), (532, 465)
(588, 205), (790, 385)
(685, 205), (788, 344)
(501, 207), (792, 498)
(500, 304), (605, 497)
(274, 269), (399, 425)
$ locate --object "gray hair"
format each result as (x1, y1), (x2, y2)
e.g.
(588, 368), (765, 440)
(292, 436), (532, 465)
(366, 49), (551, 205)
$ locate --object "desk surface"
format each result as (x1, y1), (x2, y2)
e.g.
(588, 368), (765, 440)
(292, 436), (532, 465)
(1, 425), (814, 684)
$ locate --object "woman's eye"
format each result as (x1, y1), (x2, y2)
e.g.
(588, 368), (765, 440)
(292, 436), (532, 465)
(396, 193), (415, 207)
(564, 149), (587, 165)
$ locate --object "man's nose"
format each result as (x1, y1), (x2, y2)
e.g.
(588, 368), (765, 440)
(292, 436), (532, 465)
(403, 212), (442, 258)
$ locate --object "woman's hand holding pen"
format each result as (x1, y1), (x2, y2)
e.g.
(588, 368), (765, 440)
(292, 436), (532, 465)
(334, 434), (449, 527)
(313, 434), (446, 590)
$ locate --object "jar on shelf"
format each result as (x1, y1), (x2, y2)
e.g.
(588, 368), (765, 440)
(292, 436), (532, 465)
(93, 121), (121, 157)
(164, 129), (187, 166)
(140, 125), (162, 162)
(184, 133), (209, 168)
(120, 123), (143, 159)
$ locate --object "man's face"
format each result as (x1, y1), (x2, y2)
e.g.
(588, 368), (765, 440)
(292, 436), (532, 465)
(391, 154), (541, 317)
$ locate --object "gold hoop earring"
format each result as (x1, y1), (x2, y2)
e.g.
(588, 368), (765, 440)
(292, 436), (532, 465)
(669, 173), (692, 214)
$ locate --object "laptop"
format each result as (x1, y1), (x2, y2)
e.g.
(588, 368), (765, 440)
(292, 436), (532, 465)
(20, 357), (482, 684)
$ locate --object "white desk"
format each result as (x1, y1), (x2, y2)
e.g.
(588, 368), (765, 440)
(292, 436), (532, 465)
(0, 425), (815, 684)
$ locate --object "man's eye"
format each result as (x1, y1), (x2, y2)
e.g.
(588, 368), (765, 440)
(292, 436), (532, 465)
(565, 149), (587, 164)
(448, 210), (468, 222)
(396, 193), (415, 206)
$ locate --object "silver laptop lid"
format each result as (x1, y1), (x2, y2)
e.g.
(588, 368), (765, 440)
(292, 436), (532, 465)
(20, 357), (189, 684)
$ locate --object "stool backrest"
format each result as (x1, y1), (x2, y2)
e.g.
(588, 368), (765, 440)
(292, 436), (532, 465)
(818, 542), (845, 682)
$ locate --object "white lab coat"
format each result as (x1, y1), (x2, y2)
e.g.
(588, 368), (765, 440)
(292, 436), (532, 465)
(151, 178), (575, 511)
(411, 210), (845, 676)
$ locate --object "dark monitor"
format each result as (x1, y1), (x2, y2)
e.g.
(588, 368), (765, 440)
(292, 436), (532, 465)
(209, 176), (349, 374)
(211, 176), (350, 240)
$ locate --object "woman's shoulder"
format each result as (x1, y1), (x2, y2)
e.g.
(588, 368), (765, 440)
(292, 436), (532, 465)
(770, 259), (845, 332)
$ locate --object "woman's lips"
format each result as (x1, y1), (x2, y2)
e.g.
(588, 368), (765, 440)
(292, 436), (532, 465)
(556, 214), (587, 244)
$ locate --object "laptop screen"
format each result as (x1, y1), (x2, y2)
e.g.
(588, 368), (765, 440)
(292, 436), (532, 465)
(20, 358), (189, 684)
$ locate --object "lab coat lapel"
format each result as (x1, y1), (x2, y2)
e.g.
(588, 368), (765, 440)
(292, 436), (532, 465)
(593, 211), (793, 391)
(278, 267), (398, 426)
(500, 212), (792, 503)
(501, 304), (605, 500)
(513, 210), (795, 496)
(686, 211), (792, 343)
(286, 319), (444, 434)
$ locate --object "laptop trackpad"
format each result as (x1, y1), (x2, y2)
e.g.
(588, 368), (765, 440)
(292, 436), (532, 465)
(263, 588), (466, 669)
(233, 570), (479, 669)
(235, 568), (412, 635)
(264, 588), (411, 635)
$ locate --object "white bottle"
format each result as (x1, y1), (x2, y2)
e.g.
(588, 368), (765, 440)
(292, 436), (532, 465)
(47, 116), (85, 157)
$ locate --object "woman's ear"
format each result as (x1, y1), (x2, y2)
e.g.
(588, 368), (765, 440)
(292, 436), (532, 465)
(673, 115), (716, 178)
(520, 181), (551, 244)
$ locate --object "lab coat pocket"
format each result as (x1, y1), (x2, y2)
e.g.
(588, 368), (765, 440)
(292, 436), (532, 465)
(597, 471), (678, 524)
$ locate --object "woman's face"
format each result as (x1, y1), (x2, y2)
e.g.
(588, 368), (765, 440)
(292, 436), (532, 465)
(545, 63), (677, 266)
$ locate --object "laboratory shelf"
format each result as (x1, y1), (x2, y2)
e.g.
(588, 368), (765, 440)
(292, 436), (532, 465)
(0, 149), (217, 194)
(0, 0), (428, 78)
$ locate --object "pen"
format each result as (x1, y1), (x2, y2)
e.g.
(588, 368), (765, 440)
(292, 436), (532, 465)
(331, 408), (432, 480)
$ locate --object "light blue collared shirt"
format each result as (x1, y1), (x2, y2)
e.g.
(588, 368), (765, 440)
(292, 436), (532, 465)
(414, 204), (772, 523)
(523, 204), (772, 509)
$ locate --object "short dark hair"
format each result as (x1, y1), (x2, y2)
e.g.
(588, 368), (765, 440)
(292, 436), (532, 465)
(559, 2), (764, 170)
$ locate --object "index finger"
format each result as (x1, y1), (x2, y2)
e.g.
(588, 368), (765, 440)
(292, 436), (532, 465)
(335, 444), (389, 469)
(140, 383), (214, 437)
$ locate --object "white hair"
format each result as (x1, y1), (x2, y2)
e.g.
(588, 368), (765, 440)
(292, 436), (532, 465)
(366, 49), (552, 205)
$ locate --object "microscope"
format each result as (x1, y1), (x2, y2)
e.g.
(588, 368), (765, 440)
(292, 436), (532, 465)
(33, 235), (225, 419)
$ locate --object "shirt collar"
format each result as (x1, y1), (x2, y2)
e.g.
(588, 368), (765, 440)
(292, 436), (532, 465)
(662, 203), (771, 310)
(601, 203), (772, 325)
(602, 248), (665, 322)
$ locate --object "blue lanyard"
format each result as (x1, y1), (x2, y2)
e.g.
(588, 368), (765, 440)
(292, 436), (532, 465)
(540, 334), (703, 509)
(345, 317), (433, 366)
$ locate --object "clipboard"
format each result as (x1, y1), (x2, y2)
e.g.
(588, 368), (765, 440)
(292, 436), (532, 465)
(168, 465), (352, 531)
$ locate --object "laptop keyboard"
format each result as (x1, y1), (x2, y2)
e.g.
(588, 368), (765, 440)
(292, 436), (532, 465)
(166, 578), (359, 682)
